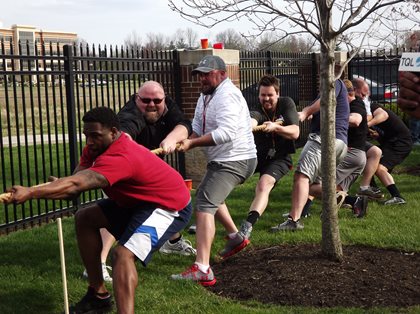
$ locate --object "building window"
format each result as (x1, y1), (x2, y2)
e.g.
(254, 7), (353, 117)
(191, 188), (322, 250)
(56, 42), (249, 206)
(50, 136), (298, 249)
(19, 31), (35, 55)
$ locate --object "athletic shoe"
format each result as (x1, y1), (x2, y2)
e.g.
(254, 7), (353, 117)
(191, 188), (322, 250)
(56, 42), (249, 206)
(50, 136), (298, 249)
(82, 263), (113, 283)
(68, 286), (113, 314)
(187, 224), (196, 234)
(383, 196), (406, 205)
(271, 218), (304, 232)
(282, 211), (311, 218)
(357, 186), (385, 200)
(353, 196), (368, 218)
(238, 220), (253, 239)
(341, 203), (353, 209)
(336, 191), (347, 209)
(159, 236), (196, 256)
(218, 233), (250, 260)
(170, 264), (216, 286)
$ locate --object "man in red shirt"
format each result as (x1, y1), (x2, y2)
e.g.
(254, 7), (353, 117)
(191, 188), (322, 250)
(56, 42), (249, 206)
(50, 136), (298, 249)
(5, 107), (192, 314)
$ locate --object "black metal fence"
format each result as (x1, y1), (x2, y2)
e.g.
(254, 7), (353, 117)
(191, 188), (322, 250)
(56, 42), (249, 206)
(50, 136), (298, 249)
(0, 40), (182, 234)
(348, 49), (403, 115)
(0, 42), (406, 234)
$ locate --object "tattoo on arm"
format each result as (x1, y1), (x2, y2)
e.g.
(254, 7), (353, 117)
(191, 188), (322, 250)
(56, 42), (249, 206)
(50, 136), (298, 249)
(75, 170), (109, 190)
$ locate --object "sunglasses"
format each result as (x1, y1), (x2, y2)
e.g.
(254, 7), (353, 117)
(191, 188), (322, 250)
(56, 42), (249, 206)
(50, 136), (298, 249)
(136, 95), (164, 105)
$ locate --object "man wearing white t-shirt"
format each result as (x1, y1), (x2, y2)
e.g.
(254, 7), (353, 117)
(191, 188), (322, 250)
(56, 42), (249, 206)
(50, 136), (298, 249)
(171, 55), (257, 286)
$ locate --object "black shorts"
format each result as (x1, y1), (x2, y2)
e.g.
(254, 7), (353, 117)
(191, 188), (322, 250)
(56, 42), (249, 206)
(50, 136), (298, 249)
(256, 155), (292, 182)
(379, 137), (412, 171)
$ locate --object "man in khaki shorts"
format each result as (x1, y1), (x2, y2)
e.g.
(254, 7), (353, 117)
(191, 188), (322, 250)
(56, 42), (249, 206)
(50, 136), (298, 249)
(170, 55), (257, 286)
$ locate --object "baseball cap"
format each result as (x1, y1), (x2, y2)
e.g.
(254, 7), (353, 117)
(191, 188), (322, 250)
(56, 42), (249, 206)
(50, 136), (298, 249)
(192, 55), (226, 75)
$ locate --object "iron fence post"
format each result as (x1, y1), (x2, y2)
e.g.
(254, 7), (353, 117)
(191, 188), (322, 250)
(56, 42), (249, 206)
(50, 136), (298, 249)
(311, 52), (319, 99)
(63, 45), (80, 207)
(172, 49), (186, 178)
(266, 50), (272, 74)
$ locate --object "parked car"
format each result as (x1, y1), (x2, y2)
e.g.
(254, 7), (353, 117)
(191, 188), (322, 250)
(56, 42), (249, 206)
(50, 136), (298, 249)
(351, 74), (398, 104)
(79, 79), (107, 87)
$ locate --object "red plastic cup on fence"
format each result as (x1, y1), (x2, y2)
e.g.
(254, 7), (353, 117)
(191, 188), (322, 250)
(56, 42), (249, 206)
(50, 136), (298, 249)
(200, 39), (209, 49)
(213, 42), (224, 49)
(184, 179), (193, 191)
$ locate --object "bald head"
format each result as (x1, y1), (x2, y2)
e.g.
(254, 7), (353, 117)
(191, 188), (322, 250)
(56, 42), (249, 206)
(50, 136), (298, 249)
(352, 78), (370, 100)
(135, 80), (166, 124)
(138, 81), (165, 96)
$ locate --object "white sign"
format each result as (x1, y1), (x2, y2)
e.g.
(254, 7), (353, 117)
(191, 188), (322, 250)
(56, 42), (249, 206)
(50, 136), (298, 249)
(399, 52), (420, 72)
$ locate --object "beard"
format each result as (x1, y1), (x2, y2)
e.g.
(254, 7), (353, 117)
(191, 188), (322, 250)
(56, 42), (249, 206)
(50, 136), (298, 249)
(143, 111), (161, 124)
(201, 85), (216, 95)
(262, 101), (276, 112)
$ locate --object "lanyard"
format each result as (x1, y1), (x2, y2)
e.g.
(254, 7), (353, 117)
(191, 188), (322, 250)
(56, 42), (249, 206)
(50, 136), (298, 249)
(202, 94), (213, 134)
(262, 107), (277, 148)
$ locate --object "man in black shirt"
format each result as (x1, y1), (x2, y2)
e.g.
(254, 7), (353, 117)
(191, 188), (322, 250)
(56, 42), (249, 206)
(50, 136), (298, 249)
(221, 75), (299, 252)
(366, 102), (412, 205)
(119, 81), (195, 255)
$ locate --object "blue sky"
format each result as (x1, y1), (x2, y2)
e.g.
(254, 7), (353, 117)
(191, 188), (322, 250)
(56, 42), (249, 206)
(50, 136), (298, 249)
(1, 0), (229, 46)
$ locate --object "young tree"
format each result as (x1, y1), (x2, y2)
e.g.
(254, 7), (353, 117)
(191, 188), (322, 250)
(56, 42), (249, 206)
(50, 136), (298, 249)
(214, 28), (247, 49)
(168, 0), (418, 261)
(144, 33), (170, 50)
(172, 27), (200, 49)
(124, 30), (143, 52)
(257, 32), (316, 52)
(185, 27), (199, 48)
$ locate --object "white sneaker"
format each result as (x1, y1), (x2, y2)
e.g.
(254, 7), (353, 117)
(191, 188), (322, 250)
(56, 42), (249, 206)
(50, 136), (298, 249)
(159, 236), (196, 256)
(82, 263), (113, 282)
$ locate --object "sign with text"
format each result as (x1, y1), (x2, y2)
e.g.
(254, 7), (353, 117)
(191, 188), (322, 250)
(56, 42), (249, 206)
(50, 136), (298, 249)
(399, 52), (420, 72)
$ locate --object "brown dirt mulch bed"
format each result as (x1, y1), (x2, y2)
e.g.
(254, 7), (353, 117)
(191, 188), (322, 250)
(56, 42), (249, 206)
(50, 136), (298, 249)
(208, 244), (420, 309)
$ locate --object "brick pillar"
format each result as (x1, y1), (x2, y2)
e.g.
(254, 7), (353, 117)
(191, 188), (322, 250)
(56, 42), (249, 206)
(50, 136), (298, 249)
(178, 49), (240, 186)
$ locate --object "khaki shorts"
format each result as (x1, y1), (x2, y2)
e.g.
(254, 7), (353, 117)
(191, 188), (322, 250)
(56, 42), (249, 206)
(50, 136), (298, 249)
(296, 133), (347, 184)
(195, 158), (257, 215)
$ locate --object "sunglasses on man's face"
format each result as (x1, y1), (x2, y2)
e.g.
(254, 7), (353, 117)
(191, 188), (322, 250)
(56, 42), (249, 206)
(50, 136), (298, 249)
(136, 95), (164, 105)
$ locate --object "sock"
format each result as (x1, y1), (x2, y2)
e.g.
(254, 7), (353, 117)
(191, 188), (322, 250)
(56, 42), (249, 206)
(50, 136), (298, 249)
(360, 185), (369, 191)
(288, 215), (299, 222)
(345, 195), (357, 206)
(89, 286), (110, 299)
(246, 210), (260, 225)
(169, 234), (182, 244)
(96, 291), (111, 299)
(386, 184), (401, 198)
(301, 199), (313, 217)
(228, 232), (237, 239)
(194, 262), (209, 273)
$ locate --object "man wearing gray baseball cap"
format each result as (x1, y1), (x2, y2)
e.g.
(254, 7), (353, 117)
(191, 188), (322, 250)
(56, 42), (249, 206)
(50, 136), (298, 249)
(191, 55), (227, 74)
(171, 55), (257, 286)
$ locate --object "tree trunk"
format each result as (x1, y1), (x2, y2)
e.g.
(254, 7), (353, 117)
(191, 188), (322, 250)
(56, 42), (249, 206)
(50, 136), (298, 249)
(319, 52), (343, 261)
(318, 14), (343, 262)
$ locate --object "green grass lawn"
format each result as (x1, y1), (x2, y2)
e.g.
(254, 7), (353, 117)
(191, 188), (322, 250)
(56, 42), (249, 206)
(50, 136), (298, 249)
(1, 147), (420, 313)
